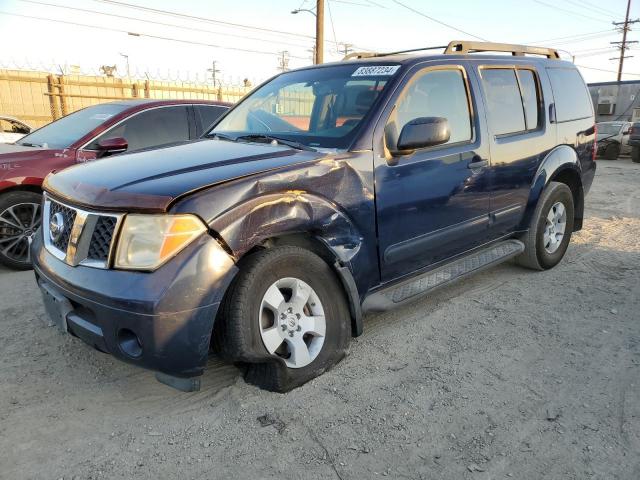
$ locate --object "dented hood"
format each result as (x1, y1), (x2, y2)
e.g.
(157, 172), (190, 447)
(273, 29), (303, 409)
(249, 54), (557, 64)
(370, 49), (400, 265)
(44, 139), (325, 212)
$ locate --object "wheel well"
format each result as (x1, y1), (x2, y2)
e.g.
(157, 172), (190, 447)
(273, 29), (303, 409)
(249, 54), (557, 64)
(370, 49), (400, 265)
(550, 168), (584, 231)
(241, 233), (362, 337)
(0, 184), (43, 196)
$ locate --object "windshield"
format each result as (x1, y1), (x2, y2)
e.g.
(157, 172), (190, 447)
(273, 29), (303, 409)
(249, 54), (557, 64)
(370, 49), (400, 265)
(209, 64), (400, 149)
(597, 123), (623, 136)
(17, 103), (129, 149)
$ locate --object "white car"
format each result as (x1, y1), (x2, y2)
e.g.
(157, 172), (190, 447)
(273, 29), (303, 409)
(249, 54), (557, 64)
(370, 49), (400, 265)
(0, 116), (32, 143)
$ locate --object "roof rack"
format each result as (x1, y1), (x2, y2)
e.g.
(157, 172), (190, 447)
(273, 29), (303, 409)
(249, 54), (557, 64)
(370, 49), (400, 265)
(444, 41), (560, 59)
(342, 46), (448, 61)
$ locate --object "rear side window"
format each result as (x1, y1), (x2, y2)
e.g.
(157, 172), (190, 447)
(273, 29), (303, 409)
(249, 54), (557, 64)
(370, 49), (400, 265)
(547, 68), (593, 122)
(196, 105), (228, 132)
(481, 69), (526, 135)
(517, 70), (540, 130)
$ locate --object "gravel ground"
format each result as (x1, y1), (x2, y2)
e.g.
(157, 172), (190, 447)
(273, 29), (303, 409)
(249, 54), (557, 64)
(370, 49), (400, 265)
(1, 158), (639, 480)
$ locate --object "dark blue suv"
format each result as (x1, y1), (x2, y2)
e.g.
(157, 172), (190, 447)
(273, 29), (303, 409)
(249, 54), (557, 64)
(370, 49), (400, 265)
(32, 41), (596, 392)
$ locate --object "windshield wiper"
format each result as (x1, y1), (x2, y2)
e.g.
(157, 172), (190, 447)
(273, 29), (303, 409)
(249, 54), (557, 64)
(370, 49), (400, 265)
(18, 142), (42, 147)
(209, 132), (236, 142)
(235, 134), (317, 152)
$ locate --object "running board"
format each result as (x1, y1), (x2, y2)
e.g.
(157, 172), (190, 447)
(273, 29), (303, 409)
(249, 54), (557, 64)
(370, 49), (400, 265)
(363, 239), (524, 311)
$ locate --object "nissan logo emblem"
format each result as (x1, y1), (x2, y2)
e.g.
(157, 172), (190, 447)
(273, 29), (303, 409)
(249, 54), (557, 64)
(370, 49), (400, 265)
(49, 212), (65, 243)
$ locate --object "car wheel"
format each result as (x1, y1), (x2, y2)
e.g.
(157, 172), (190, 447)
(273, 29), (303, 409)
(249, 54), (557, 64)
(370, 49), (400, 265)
(0, 191), (42, 270)
(603, 143), (620, 160)
(213, 246), (351, 392)
(516, 181), (574, 271)
(632, 146), (640, 163)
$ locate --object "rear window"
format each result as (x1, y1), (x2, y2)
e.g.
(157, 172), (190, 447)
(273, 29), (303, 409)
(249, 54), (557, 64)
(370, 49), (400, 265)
(547, 68), (593, 122)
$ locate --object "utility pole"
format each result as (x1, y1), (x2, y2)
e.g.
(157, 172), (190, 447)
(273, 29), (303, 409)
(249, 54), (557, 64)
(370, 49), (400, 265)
(208, 61), (220, 87)
(339, 43), (354, 57)
(315, 0), (324, 64)
(277, 51), (290, 72)
(612, 0), (640, 82)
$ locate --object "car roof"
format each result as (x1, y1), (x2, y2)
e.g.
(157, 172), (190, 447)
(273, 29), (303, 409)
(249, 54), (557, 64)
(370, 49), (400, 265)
(105, 99), (232, 108)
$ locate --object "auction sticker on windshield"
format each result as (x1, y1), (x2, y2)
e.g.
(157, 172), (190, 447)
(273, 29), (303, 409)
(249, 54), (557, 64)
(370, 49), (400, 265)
(352, 65), (400, 76)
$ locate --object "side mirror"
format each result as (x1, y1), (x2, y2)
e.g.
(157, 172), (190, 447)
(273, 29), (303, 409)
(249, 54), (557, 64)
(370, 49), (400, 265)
(97, 137), (128, 155)
(395, 117), (451, 154)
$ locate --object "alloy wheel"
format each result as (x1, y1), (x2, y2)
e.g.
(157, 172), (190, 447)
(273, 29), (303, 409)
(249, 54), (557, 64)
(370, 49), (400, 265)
(543, 201), (566, 254)
(258, 277), (326, 369)
(0, 202), (41, 265)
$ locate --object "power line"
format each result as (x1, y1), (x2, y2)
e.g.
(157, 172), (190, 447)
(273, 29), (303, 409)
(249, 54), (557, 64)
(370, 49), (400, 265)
(0, 11), (310, 60)
(576, 64), (640, 76)
(326, 0), (340, 53)
(529, 29), (615, 44)
(92, 0), (316, 40)
(578, 0), (623, 18)
(391, 0), (488, 41)
(558, 0), (616, 19)
(17, 0), (313, 49)
(533, 0), (611, 23)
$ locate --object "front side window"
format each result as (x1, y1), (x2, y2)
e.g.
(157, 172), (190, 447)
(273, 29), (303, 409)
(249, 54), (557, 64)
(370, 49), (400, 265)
(386, 68), (472, 150)
(210, 64), (397, 149)
(88, 106), (190, 152)
(196, 105), (228, 132)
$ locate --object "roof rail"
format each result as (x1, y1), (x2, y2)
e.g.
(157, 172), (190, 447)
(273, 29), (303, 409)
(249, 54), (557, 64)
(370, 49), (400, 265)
(445, 41), (560, 59)
(342, 46), (448, 61)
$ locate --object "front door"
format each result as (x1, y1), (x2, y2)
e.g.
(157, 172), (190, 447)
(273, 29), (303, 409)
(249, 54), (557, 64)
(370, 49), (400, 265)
(374, 64), (493, 281)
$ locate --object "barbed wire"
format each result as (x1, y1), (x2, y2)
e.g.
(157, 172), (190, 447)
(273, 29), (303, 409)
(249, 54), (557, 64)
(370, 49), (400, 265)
(0, 58), (265, 87)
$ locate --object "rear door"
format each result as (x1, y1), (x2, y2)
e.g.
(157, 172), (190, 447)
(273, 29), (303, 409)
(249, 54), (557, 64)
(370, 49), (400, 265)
(475, 64), (556, 238)
(374, 62), (493, 281)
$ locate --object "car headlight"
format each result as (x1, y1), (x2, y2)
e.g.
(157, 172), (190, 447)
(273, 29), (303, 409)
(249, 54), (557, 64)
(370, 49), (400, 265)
(114, 214), (207, 271)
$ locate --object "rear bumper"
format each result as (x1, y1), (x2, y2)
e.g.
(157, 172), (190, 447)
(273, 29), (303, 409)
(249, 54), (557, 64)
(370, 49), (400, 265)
(32, 230), (238, 378)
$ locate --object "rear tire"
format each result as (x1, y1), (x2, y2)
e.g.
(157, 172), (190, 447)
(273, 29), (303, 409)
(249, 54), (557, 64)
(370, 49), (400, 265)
(213, 246), (351, 392)
(0, 191), (42, 270)
(516, 182), (574, 271)
(632, 146), (640, 163)
(603, 143), (620, 160)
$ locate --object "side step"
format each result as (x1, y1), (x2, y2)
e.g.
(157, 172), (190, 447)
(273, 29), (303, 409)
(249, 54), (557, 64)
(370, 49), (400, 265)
(363, 239), (524, 311)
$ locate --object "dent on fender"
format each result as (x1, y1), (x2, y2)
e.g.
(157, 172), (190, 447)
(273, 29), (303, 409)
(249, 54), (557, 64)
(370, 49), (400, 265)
(175, 153), (378, 292)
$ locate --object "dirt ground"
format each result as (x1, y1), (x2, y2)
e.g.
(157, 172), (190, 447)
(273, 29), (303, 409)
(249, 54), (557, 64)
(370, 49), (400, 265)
(1, 158), (639, 480)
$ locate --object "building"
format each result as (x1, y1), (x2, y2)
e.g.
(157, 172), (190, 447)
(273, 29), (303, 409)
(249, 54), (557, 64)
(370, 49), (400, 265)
(588, 80), (640, 123)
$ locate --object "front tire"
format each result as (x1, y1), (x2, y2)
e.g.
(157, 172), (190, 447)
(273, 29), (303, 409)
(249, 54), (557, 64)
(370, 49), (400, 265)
(0, 191), (42, 270)
(603, 143), (620, 160)
(213, 246), (351, 392)
(516, 182), (574, 271)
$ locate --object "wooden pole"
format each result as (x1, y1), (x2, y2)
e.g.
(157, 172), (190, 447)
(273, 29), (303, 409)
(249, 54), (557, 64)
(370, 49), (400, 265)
(315, 0), (324, 64)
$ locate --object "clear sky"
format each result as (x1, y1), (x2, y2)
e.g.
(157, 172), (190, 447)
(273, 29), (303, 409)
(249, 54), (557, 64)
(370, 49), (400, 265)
(0, 0), (638, 85)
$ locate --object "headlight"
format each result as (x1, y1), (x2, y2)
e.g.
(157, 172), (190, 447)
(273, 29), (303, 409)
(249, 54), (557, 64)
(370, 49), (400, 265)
(114, 214), (207, 270)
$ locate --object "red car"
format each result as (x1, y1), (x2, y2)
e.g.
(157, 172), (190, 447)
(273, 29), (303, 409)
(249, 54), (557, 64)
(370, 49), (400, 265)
(0, 99), (230, 269)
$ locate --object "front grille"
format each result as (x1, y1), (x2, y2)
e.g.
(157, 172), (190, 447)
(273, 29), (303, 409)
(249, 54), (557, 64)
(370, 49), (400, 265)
(49, 201), (77, 252)
(87, 216), (117, 262)
(43, 195), (122, 269)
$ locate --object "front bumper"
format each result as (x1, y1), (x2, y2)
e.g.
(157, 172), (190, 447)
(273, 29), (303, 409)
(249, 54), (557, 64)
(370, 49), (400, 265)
(32, 230), (238, 378)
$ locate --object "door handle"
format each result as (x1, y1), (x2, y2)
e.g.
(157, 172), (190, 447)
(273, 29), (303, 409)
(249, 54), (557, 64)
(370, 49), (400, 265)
(467, 158), (488, 169)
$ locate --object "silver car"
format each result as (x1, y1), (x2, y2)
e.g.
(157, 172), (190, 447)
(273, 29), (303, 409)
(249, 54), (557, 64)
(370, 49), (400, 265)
(0, 116), (32, 144)
(596, 121), (632, 160)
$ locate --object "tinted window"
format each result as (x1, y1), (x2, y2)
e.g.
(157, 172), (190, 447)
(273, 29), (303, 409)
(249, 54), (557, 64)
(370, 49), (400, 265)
(196, 105), (228, 132)
(17, 104), (128, 149)
(481, 69), (525, 136)
(389, 68), (472, 147)
(89, 106), (189, 152)
(547, 68), (593, 122)
(517, 70), (540, 130)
